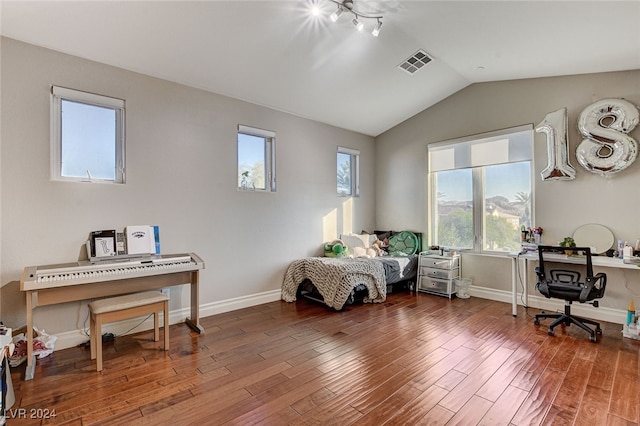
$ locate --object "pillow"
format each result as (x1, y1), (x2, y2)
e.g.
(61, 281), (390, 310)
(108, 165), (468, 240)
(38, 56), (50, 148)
(360, 231), (379, 247)
(340, 233), (369, 249)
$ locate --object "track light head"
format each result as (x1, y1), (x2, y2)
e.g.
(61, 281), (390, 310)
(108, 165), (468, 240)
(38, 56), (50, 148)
(330, 6), (343, 22)
(372, 19), (382, 37)
(352, 16), (364, 31)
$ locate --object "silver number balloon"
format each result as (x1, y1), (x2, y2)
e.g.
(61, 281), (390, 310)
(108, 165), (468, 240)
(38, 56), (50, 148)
(536, 107), (576, 180)
(576, 98), (639, 176)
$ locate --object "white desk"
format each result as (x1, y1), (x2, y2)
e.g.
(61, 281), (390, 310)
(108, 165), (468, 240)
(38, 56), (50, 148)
(509, 252), (640, 316)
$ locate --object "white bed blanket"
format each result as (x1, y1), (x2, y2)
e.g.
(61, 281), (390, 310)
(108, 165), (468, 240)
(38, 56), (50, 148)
(281, 257), (386, 310)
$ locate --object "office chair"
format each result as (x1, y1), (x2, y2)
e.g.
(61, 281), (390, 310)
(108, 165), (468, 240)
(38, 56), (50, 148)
(534, 245), (607, 342)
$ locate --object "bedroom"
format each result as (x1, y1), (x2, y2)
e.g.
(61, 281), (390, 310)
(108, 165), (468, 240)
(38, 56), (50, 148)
(0, 0), (639, 421)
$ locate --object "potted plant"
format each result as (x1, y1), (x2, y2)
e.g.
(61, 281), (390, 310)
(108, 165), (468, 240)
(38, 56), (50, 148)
(559, 236), (576, 255)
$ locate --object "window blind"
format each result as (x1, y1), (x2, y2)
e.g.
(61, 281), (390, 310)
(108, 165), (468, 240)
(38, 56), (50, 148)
(428, 124), (533, 172)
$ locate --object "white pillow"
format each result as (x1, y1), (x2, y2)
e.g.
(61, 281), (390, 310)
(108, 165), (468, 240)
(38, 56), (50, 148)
(340, 233), (368, 249)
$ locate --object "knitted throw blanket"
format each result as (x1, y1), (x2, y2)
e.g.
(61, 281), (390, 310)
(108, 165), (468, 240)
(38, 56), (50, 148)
(281, 257), (386, 310)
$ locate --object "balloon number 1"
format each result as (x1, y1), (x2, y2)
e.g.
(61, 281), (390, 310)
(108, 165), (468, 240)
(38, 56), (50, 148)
(536, 108), (577, 180)
(576, 98), (639, 176)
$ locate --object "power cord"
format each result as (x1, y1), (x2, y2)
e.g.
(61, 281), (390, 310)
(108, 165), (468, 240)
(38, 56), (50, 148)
(516, 253), (530, 309)
(77, 314), (153, 348)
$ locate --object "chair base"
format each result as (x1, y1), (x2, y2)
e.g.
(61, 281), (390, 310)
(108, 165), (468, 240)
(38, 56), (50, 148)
(534, 304), (602, 342)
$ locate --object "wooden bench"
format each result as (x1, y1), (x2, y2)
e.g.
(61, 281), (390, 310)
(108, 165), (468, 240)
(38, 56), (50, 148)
(88, 291), (169, 372)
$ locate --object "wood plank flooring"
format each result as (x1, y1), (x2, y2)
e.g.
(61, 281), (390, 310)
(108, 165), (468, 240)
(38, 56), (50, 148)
(7, 291), (640, 425)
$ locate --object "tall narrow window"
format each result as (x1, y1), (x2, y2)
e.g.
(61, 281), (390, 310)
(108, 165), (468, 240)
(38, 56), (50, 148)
(237, 125), (276, 192)
(51, 86), (125, 183)
(337, 146), (359, 197)
(428, 125), (533, 253)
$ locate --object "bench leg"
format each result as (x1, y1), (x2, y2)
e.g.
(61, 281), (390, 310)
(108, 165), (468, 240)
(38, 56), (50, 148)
(90, 313), (96, 361)
(95, 315), (103, 372)
(164, 300), (169, 351)
(153, 311), (159, 342)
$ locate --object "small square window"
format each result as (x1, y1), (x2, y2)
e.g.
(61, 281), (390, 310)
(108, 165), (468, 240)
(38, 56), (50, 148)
(337, 146), (359, 197)
(237, 125), (276, 192)
(51, 86), (125, 183)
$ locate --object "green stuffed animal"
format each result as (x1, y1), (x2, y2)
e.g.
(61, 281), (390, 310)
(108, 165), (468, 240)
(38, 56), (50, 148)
(324, 239), (347, 257)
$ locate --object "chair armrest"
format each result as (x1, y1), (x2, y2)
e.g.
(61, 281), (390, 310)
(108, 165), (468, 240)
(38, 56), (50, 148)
(580, 273), (607, 302)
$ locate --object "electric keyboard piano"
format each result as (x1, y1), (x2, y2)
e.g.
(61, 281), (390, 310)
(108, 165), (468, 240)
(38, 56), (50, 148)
(20, 252), (205, 380)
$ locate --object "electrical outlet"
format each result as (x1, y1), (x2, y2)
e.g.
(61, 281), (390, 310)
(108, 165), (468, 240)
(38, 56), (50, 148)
(161, 288), (169, 296)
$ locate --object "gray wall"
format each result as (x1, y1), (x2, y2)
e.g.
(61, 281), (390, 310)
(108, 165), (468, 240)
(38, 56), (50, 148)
(375, 70), (640, 316)
(0, 37), (376, 342)
(3, 35), (639, 345)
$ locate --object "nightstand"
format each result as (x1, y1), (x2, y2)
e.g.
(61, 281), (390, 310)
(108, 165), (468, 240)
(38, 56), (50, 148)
(417, 252), (460, 299)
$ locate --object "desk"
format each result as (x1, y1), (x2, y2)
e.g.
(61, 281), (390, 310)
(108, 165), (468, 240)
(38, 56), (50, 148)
(510, 252), (639, 316)
(20, 253), (204, 380)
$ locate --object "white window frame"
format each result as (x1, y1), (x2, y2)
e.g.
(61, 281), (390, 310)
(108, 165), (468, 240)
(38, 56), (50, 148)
(50, 86), (125, 183)
(237, 124), (276, 192)
(427, 125), (534, 254)
(337, 146), (360, 197)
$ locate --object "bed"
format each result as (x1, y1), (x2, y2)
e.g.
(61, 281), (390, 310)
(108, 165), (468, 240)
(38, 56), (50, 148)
(281, 231), (420, 310)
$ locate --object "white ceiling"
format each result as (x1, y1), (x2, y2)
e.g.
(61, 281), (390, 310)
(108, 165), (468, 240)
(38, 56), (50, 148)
(1, 1), (639, 136)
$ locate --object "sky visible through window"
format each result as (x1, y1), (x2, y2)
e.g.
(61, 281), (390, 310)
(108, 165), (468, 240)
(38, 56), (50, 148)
(61, 100), (116, 180)
(437, 162), (530, 202)
(238, 133), (267, 189)
(238, 133), (264, 166)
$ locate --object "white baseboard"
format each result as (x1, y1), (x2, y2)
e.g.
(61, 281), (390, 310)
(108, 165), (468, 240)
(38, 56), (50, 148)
(47, 286), (626, 353)
(52, 289), (282, 351)
(469, 285), (626, 325)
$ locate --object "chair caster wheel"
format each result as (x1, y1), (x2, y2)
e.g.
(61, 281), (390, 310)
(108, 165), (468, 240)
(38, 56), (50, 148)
(547, 329), (554, 336)
(596, 328), (602, 335)
(589, 335), (597, 342)
(534, 318), (540, 325)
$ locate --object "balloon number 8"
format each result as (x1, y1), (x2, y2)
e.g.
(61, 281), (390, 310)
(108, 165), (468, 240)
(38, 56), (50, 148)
(576, 98), (639, 176)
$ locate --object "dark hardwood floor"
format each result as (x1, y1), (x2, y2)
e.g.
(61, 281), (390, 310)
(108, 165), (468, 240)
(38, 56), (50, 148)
(7, 290), (640, 425)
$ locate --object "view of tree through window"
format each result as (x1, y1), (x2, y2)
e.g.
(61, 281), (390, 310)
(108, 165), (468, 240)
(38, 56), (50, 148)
(337, 147), (359, 197)
(434, 169), (473, 248)
(237, 125), (275, 192)
(337, 152), (352, 196)
(238, 133), (266, 190)
(429, 126), (533, 253)
(433, 163), (531, 252)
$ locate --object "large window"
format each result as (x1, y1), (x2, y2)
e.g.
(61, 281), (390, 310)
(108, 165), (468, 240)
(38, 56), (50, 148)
(51, 86), (125, 183)
(428, 125), (533, 253)
(237, 125), (276, 192)
(337, 146), (359, 197)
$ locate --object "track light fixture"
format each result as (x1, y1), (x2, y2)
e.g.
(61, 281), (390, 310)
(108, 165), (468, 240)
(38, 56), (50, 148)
(371, 19), (382, 37)
(327, 0), (383, 36)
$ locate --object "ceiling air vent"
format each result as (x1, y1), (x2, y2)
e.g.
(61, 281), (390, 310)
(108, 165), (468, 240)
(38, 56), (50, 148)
(397, 49), (432, 75)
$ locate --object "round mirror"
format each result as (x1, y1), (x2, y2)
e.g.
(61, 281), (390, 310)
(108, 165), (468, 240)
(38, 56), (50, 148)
(572, 224), (615, 255)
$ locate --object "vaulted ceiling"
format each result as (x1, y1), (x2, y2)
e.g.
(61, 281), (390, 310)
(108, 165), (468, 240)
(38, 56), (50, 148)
(2, 1), (639, 136)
